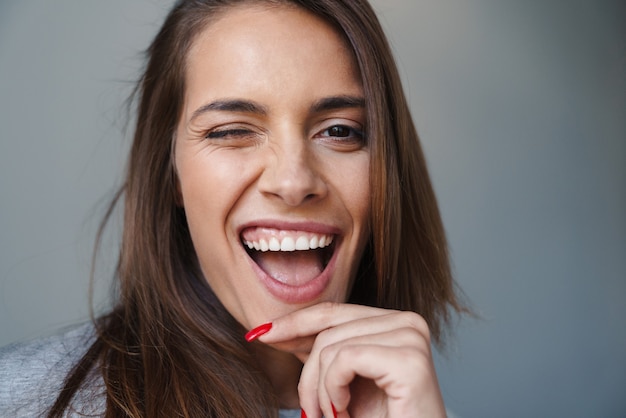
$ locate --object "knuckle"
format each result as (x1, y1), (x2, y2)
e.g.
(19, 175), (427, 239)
(336, 344), (364, 364)
(398, 326), (424, 346)
(399, 311), (431, 340)
(318, 343), (338, 368)
(309, 327), (334, 356)
(297, 383), (308, 403)
(403, 327), (432, 351)
(297, 379), (307, 394)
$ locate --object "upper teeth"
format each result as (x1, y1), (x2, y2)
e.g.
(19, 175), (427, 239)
(243, 234), (334, 252)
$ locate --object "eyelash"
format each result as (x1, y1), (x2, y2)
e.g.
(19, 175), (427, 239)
(205, 128), (254, 139)
(318, 125), (364, 142)
(204, 124), (365, 146)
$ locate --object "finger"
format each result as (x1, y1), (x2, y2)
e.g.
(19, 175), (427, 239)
(265, 310), (430, 359)
(259, 335), (317, 359)
(321, 327), (430, 410)
(298, 348), (343, 418)
(324, 344), (444, 417)
(298, 359), (322, 418)
(257, 302), (397, 344)
(306, 311), (430, 351)
(296, 317), (414, 416)
(316, 342), (339, 418)
(302, 326), (430, 418)
(295, 311), (429, 418)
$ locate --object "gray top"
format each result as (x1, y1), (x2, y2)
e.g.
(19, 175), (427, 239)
(0, 323), (300, 417)
(0, 323), (104, 417)
(0, 324), (456, 418)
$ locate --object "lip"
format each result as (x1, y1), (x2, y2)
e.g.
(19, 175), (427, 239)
(238, 220), (341, 303)
(237, 219), (341, 236)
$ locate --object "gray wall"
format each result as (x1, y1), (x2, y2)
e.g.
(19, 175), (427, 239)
(1, 1), (625, 417)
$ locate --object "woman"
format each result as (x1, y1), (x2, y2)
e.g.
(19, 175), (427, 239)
(0, 0), (465, 417)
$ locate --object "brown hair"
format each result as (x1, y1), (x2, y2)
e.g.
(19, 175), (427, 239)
(49, 1), (465, 416)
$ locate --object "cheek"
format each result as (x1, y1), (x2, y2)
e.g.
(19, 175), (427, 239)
(176, 149), (250, 217)
(340, 154), (371, 227)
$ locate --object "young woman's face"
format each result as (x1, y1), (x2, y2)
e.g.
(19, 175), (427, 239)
(175, 5), (370, 328)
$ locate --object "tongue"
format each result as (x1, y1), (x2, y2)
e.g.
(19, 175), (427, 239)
(254, 250), (324, 286)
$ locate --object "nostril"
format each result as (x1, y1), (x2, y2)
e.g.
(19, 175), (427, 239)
(256, 146), (328, 206)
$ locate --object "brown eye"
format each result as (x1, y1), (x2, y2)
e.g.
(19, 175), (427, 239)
(327, 125), (351, 137)
(321, 125), (364, 141)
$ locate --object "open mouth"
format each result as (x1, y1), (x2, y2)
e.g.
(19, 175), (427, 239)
(241, 227), (336, 287)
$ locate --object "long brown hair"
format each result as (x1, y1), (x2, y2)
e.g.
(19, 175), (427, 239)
(49, 1), (464, 416)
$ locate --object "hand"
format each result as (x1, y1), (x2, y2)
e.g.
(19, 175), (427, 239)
(255, 302), (446, 418)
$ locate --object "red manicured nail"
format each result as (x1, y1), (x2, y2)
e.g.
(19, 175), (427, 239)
(245, 322), (272, 342)
(300, 409), (307, 418)
(331, 402), (337, 418)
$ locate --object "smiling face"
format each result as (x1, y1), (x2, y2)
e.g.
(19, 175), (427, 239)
(175, 4), (370, 328)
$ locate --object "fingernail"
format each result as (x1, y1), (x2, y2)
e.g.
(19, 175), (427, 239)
(300, 409), (307, 418)
(244, 322), (272, 342)
(331, 402), (337, 418)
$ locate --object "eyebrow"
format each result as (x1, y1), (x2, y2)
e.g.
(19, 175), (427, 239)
(310, 95), (365, 113)
(190, 99), (268, 122)
(190, 95), (365, 122)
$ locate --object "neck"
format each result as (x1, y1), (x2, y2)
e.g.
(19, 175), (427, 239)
(250, 342), (302, 409)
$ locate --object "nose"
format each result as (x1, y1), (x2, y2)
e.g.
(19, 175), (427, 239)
(257, 138), (327, 207)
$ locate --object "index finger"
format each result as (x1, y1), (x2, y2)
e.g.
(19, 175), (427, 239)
(257, 302), (396, 343)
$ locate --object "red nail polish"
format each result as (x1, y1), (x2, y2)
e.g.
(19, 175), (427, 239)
(331, 402), (337, 418)
(300, 409), (307, 418)
(245, 322), (272, 342)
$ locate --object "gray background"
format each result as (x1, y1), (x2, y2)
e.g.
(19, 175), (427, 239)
(1, 1), (625, 417)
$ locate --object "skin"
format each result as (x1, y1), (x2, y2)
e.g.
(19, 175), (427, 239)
(176, 3), (369, 331)
(175, 5), (445, 417)
(261, 303), (446, 418)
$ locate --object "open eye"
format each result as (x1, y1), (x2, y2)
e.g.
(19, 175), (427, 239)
(318, 124), (364, 142)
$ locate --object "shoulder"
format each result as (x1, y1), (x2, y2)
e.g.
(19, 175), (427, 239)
(0, 322), (104, 417)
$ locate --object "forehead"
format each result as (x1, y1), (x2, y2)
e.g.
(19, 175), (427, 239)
(183, 4), (361, 100)
(189, 3), (352, 56)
